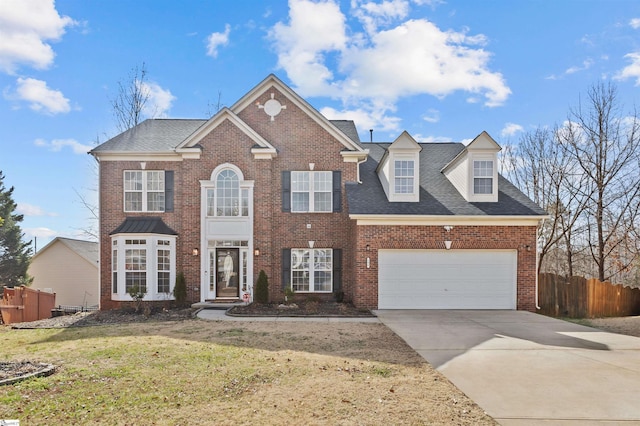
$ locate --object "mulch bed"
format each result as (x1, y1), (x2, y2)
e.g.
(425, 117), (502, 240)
(228, 301), (374, 317)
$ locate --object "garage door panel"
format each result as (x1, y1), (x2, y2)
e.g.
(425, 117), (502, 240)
(378, 250), (516, 309)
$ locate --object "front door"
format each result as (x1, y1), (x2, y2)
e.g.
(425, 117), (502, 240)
(215, 248), (239, 298)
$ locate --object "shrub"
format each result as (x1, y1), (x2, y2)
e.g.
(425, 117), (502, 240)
(284, 286), (296, 303)
(255, 270), (269, 304)
(173, 272), (187, 307)
(127, 284), (147, 313)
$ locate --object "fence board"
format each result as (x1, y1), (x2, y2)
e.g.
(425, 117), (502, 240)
(538, 273), (640, 318)
(1, 286), (56, 324)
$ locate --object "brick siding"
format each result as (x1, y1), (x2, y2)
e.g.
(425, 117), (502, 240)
(351, 224), (538, 311)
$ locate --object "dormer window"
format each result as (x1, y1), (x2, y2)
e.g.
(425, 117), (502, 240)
(441, 131), (501, 203)
(473, 160), (493, 195)
(394, 160), (415, 194)
(376, 131), (421, 203)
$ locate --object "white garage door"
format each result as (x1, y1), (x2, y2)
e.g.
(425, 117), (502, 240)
(378, 250), (517, 309)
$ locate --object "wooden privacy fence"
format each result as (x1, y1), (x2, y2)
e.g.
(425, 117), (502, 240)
(1, 286), (56, 324)
(538, 273), (640, 318)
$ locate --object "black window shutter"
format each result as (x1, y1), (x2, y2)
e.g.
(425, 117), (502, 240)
(333, 248), (342, 291)
(282, 171), (291, 212)
(332, 171), (342, 212)
(282, 249), (291, 289)
(164, 171), (174, 212)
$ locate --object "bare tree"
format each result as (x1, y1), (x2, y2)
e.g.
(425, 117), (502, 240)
(110, 62), (152, 133)
(504, 127), (588, 275)
(560, 82), (640, 282)
(205, 90), (224, 117)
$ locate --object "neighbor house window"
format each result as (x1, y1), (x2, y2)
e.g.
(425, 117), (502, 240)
(111, 236), (176, 301)
(291, 171), (332, 212)
(124, 170), (165, 212)
(291, 248), (332, 292)
(394, 160), (415, 194)
(473, 160), (493, 194)
(206, 169), (249, 217)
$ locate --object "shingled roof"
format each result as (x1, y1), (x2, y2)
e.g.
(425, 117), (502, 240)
(90, 118), (361, 153)
(346, 143), (547, 217)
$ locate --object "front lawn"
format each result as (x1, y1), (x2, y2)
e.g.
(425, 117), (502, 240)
(0, 318), (494, 425)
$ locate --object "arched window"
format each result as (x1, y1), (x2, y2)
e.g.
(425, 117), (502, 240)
(216, 169), (239, 216)
(206, 165), (249, 217)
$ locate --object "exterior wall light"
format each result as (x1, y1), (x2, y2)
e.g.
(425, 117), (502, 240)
(254, 248), (260, 256)
(192, 248), (199, 256)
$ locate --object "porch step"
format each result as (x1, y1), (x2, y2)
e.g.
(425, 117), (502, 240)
(192, 300), (245, 310)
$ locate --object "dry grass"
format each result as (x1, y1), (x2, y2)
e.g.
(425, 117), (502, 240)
(0, 318), (495, 425)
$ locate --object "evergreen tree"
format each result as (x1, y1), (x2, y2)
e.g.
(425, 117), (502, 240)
(0, 171), (32, 287)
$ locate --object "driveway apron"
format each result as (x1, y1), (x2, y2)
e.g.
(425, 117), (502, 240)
(374, 310), (640, 425)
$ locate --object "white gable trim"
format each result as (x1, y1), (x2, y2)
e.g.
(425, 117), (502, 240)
(231, 74), (367, 155)
(176, 107), (277, 159)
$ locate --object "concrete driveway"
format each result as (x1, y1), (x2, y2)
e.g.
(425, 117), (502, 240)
(375, 310), (640, 425)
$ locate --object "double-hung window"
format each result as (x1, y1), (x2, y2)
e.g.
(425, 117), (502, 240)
(291, 248), (333, 292)
(124, 170), (166, 212)
(473, 160), (493, 195)
(291, 171), (332, 212)
(125, 239), (147, 294)
(394, 160), (415, 194)
(157, 240), (171, 294)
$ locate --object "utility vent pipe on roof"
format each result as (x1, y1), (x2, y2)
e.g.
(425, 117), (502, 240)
(369, 129), (373, 143)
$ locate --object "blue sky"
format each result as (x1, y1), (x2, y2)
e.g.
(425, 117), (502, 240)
(1, 0), (640, 251)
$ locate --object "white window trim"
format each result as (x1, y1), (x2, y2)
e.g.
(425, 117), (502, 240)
(468, 154), (498, 202)
(205, 164), (251, 218)
(291, 171), (333, 213)
(290, 248), (333, 293)
(111, 235), (176, 301)
(123, 170), (166, 213)
(389, 154), (419, 202)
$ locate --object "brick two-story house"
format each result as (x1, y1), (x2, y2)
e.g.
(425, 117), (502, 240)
(90, 74), (546, 311)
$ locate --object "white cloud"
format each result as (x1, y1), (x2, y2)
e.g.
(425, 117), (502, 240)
(501, 122), (524, 137)
(17, 203), (58, 217)
(565, 59), (593, 75)
(34, 138), (92, 154)
(137, 81), (176, 118)
(206, 24), (231, 58)
(321, 104), (402, 136)
(23, 227), (58, 240)
(412, 133), (452, 142)
(269, 0), (347, 97)
(0, 0), (76, 74)
(630, 18), (640, 29)
(270, 0), (510, 132)
(12, 77), (70, 114)
(614, 52), (640, 85)
(422, 108), (439, 123)
(352, 0), (410, 34)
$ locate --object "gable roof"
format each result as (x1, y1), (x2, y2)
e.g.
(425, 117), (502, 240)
(347, 142), (547, 218)
(33, 237), (99, 268)
(230, 74), (367, 154)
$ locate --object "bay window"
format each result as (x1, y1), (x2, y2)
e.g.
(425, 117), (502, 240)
(111, 235), (176, 301)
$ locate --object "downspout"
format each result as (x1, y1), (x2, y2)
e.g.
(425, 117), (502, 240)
(356, 157), (367, 184)
(535, 217), (545, 310)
